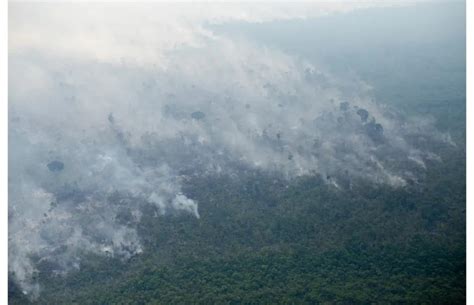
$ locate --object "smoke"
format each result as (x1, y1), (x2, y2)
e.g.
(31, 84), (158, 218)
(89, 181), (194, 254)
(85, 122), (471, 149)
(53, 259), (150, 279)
(8, 2), (452, 297)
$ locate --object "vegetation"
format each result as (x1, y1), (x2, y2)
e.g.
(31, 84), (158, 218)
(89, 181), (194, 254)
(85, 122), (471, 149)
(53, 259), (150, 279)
(9, 135), (464, 304)
(9, 3), (465, 304)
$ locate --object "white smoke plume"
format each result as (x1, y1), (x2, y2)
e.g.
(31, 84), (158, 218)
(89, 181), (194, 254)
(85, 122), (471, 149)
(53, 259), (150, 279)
(8, 1), (452, 297)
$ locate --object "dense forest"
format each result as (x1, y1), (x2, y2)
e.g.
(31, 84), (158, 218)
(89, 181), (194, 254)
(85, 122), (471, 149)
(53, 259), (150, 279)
(9, 2), (465, 304)
(10, 136), (465, 304)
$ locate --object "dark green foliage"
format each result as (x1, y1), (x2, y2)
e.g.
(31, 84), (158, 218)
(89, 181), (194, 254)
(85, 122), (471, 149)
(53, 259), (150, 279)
(8, 279), (31, 305)
(18, 141), (464, 304)
(9, 3), (465, 304)
(191, 111), (206, 120)
(47, 160), (64, 172)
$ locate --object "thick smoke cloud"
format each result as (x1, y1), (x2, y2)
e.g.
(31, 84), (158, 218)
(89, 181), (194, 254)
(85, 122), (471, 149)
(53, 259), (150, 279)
(9, 2), (453, 297)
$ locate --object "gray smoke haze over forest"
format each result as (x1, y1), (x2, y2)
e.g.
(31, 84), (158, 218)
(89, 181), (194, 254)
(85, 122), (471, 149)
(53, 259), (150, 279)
(8, 2), (455, 296)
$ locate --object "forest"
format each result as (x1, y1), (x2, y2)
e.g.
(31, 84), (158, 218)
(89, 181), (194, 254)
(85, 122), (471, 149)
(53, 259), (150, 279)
(8, 2), (465, 304)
